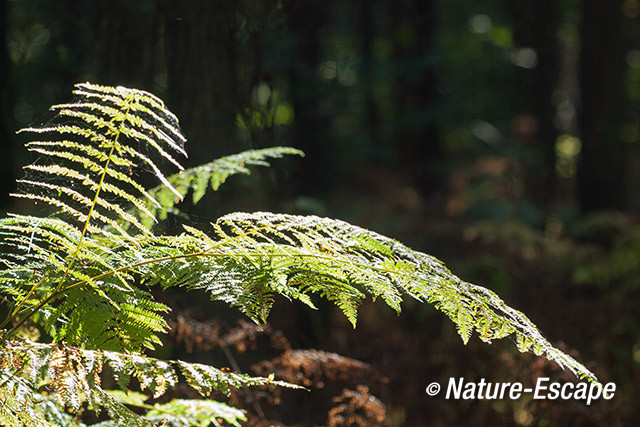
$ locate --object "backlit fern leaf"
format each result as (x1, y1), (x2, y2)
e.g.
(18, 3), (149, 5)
(177, 360), (297, 396)
(1, 83), (187, 353)
(105, 210), (598, 383)
(166, 211), (597, 383)
(45, 284), (167, 352)
(145, 399), (246, 427)
(15, 82), (186, 239)
(93, 395), (247, 427)
(139, 146), (304, 227)
(0, 215), (164, 352)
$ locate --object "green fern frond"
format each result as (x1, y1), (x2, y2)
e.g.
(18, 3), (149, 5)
(92, 395), (247, 427)
(0, 214), (150, 343)
(1, 82), (188, 349)
(139, 147), (304, 226)
(116, 212), (594, 383)
(205, 212), (597, 382)
(177, 359), (299, 396)
(44, 284), (167, 352)
(15, 82), (187, 244)
(95, 210), (598, 383)
(144, 399), (246, 427)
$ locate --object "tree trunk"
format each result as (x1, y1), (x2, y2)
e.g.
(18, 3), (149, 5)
(358, 0), (380, 153)
(90, 0), (160, 90)
(509, 0), (560, 206)
(284, 1), (330, 195)
(0, 0), (14, 208)
(391, 0), (441, 194)
(578, 0), (626, 211)
(162, 0), (243, 165)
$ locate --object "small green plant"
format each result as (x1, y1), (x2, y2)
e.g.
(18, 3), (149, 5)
(0, 83), (597, 426)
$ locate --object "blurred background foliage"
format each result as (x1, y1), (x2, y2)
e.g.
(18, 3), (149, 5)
(1, 0), (639, 425)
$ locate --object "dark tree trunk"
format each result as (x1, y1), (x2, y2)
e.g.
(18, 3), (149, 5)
(509, 0), (560, 206)
(162, 0), (243, 165)
(391, 0), (441, 194)
(0, 0), (14, 208)
(284, 1), (330, 195)
(358, 0), (380, 151)
(578, 0), (626, 211)
(90, 0), (160, 90)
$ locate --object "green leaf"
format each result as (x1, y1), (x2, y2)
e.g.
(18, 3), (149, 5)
(146, 399), (246, 427)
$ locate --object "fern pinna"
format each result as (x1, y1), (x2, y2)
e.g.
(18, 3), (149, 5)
(0, 83), (597, 426)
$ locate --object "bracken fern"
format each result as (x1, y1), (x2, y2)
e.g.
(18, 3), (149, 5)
(0, 83), (598, 426)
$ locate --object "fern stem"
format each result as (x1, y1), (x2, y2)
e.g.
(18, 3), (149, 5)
(3, 247), (390, 339)
(0, 276), (46, 330)
(55, 103), (131, 293)
(220, 342), (267, 421)
(3, 220), (396, 337)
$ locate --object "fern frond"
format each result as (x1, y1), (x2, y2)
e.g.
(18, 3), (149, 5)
(92, 396), (247, 427)
(115, 212), (596, 383)
(0, 214), (154, 347)
(0, 216), (84, 315)
(139, 147), (304, 226)
(209, 212), (599, 382)
(1, 82), (187, 348)
(44, 284), (167, 352)
(0, 338), (298, 426)
(89, 210), (599, 383)
(15, 82), (187, 245)
(144, 399), (246, 427)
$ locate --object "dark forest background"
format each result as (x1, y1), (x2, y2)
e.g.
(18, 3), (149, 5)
(1, 0), (639, 425)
